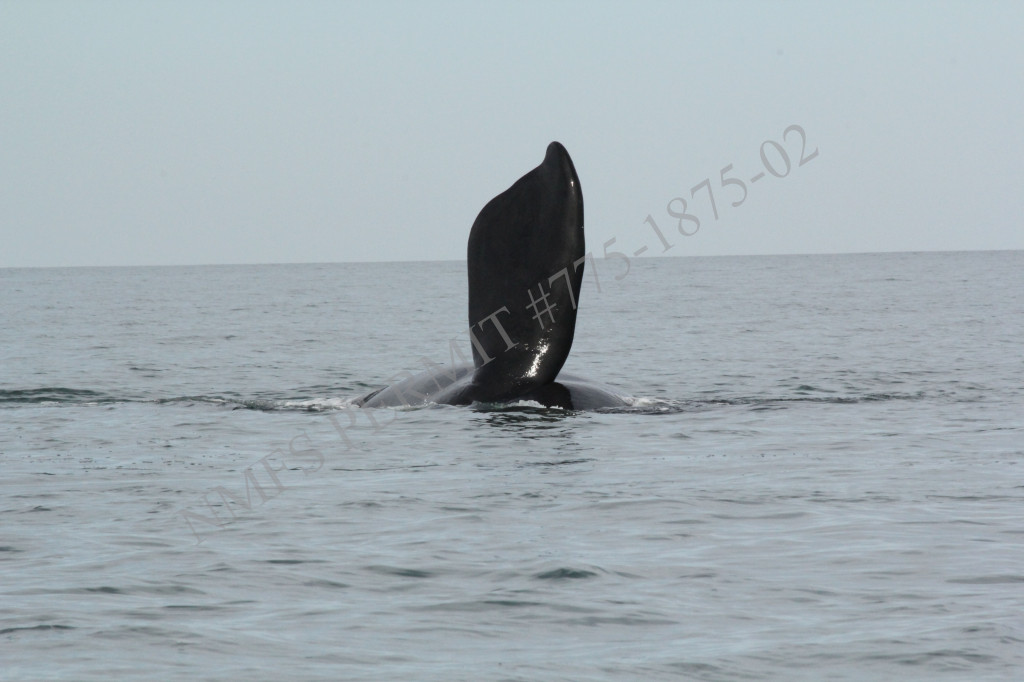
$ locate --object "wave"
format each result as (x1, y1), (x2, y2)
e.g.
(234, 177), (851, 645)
(0, 387), (120, 405)
(0, 388), (358, 412)
(0, 386), (929, 413)
(603, 391), (929, 415)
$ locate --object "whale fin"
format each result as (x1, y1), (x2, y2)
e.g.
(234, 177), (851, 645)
(456, 141), (585, 404)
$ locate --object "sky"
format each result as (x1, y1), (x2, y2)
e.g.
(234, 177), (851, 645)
(2, 0), (1022, 268)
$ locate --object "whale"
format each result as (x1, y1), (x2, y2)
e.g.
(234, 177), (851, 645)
(357, 142), (629, 410)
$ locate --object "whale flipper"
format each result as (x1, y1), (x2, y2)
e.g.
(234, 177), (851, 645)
(358, 142), (628, 410)
(456, 141), (585, 403)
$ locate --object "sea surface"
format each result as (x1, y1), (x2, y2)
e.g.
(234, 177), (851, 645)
(2, 251), (1022, 681)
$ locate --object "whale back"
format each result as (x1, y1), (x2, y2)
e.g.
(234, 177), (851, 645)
(460, 141), (585, 403)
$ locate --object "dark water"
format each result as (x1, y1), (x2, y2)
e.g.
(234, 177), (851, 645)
(2, 251), (1022, 680)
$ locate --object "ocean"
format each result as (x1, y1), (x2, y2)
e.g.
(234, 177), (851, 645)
(1, 250), (1022, 680)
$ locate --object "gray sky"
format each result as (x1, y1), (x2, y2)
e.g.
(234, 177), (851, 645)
(2, 0), (1022, 268)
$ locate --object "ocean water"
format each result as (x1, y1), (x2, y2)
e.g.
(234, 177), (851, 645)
(1, 251), (1022, 681)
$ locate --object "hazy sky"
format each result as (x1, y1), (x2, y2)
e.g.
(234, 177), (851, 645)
(2, 0), (1022, 268)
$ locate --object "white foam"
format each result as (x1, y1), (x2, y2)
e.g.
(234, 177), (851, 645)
(280, 397), (360, 411)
